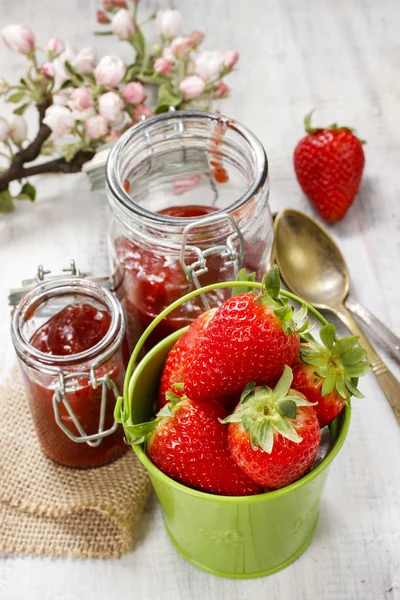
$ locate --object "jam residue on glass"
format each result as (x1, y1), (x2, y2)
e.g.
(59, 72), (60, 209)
(27, 302), (126, 468)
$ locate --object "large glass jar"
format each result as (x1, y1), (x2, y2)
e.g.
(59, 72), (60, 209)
(11, 277), (128, 469)
(106, 110), (273, 349)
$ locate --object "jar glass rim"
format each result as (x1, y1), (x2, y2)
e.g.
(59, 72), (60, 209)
(11, 278), (125, 372)
(105, 110), (269, 225)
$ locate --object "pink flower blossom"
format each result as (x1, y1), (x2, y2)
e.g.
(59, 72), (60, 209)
(111, 9), (135, 40)
(131, 104), (153, 123)
(173, 176), (200, 195)
(195, 51), (223, 81)
(8, 114), (27, 144)
(179, 75), (205, 99)
(106, 130), (121, 143)
(156, 9), (183, 38)
(45, 37), (64, 56)
(53, 89), (72, 106)
(103, 0), (113, 10)
(69, 87), (93, 111)
(95, 55), (126, 87)
(154, 57), (173, 76)
(113, 0), (127, 7)
(162, 46), (175, 63)
(43, 105), (75, 137)
(1, 25), (35, 55)
(187, 31), (204, 48)
(73, 47), (96, 74)
(97, 10), (109, 24)
(72, 107), (96, 121)
(215, 81), (229, 98)
(122, 82), (146, 104)
(85, 114), (109, 139)
(40, 62), (54, 79)
(170, 37), (192, 59)
(99, 91), (124, 122)
(0, 117), (10, 142)
(222, 50), (239, 70)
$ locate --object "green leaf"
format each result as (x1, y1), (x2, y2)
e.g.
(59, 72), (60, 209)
(172, 382), (184, 391)
(132, 26), (146, 57)
(321, 370), (336, 396)
(273, 365), (293, 399)
(64, 61), (84, 83)
(14, 102), (30, 115)
(319, 324), (336, 349)
(60, 79), (73, 90)
(219, 412), (244, 425)
(124, 420), (157, 444)
(344, 378), (364, 399)
(240, 381), (256, 403)
(61, 143), (79, 163)
(20, 182), (36, 202)
(255, 294), (280, 309)
(269, 412), (303, 444)
(332, 336), (359, 356)
(257, 419), (274, 454)
(341, 347), (367, 365)
(292, 304), (308, 324)
(276, 399), (297, 419)
(232, 269), (256, 297)
(157, 83), (182, 109)
(262, 265), (280, 299)
(335, 374), (348, 400)
(154, 103), (171, 115)
(94, 30), (113, 36)
(0, 190), (14, 213)
(8, 92), (26, 103)
(344, 362), (371, 377)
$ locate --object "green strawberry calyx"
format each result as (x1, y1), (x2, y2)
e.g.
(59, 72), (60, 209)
(304, 110), (366, 143)
(124, 388), (183, 445)
(220, 365), (316, 454)
(255, 265), (314, 336)
(301, 324), (371, 400)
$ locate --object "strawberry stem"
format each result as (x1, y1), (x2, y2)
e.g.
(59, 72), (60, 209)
(304, 110), (366, 143)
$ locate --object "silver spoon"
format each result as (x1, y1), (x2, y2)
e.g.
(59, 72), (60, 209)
(274, 208), (400, 425)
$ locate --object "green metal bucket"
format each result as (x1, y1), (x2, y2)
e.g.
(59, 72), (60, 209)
(117, 281), (351, 579)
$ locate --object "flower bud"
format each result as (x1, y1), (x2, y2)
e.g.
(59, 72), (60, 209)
(222, 50), (239, 70)
(179, 75), (205, 100)
(40, 62), (54, 79)
(153, 57), (173, 76)
(45, 37), (64, 57)
(215, 81), (229, 98)
(1, 24), (35, 55)
(113, 0), (127, 7)
(195, 51), (223, 81)
(106, 130), (121, 143)
(8, 114), (27, 144)
(170, 36), (192, 59)
(0, 117), (10, 142)
(95, 55), (126, 87)
(187, 31), (204, 48)
(99, 91), (124, 122)
(43, 105), (75, 137)
(131, 104), (153, 123)
(111, 9), (135, 40)
(156, 10), (183, 38)
(122, 82), (146, 104)
(0, 78), (9, 96)
(53, 89), (72, 106)
(103, 0), (113, 10)
(85, 114), (109, 139)
(97, 10), (110, 24)
(69, 87), (93, 111)
(73, 47), (96, 74)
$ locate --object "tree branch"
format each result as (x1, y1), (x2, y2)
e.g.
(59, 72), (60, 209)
(16, 150), (95, 179)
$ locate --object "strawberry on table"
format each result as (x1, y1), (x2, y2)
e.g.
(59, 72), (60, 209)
(294, 110), (365, 222)
(292, 324), (371, 427)
(221, 366), (321, 490)
(125, 393), (262, 496)
(184, 266), (312, 408)
(157, 308), (217, 411)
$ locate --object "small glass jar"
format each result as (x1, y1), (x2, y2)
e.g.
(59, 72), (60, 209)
(11, 277), (128, 469)
(106, 110), (273, 349)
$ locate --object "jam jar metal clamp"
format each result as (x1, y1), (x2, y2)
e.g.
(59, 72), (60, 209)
(179, 212), (245, 310)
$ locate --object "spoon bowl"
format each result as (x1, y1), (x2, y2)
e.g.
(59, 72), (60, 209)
(273, 209), (349, 311)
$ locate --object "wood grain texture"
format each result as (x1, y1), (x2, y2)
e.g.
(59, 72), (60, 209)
(1, 0), (400, 599)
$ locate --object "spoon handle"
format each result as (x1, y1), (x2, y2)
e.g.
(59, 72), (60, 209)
(336, 306), (400, 425)
(345, 295), (400, 364)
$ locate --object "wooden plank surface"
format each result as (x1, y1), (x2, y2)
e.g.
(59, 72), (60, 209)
(1, 0), (400, 598)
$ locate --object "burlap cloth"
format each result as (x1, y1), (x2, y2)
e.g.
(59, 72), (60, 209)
(0, 368), (151, 559)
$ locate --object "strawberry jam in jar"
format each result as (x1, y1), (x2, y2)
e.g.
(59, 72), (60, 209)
(11, 278), (127, 468)
(106, 111), (273, 349)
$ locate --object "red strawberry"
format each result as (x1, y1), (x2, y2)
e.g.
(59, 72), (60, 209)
(156, 308), (217, 411)
(125, 393), (262, 496)
(184, 266), (311, 408)
(292, 325), (370, 427)
(294, 111), (365, 222)
(222, 366), (321, 489)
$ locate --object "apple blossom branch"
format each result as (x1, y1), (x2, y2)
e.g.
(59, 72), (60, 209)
(0, 0), (239, 212)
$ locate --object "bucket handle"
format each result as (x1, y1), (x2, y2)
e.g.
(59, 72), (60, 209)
(114, 280), (329, 426)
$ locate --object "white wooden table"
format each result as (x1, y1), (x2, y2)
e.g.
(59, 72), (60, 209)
(1, 1), (400, 598)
